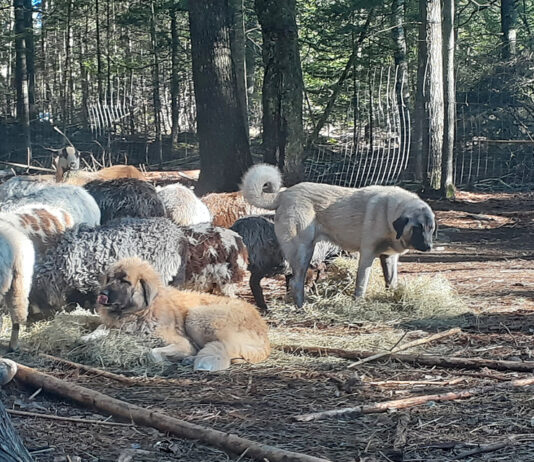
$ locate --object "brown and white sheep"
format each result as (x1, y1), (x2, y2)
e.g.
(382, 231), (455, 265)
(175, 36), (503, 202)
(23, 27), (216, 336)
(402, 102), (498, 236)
(201, 191), (270, 228)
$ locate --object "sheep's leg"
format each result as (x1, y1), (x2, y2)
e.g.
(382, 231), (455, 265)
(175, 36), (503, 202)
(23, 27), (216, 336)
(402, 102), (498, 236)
(6, 278), (30, 352)
(8, 323), (19, 353)
(380, 254), (399, 288)
(283, 241), (316, 308)
(250, 273), (268, 313)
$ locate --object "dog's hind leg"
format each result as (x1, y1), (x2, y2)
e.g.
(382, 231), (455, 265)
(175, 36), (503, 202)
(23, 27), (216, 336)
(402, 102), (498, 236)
(379, 254), (399, 288)
(284, 242), (316, 308)
(354, 250), (376, 298)
(150, 336), (197, 363)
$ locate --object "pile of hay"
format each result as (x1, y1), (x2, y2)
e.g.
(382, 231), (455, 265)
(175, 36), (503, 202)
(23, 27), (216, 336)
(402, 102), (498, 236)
(1, 309), (167, 375)
(269, 256), (470, 328)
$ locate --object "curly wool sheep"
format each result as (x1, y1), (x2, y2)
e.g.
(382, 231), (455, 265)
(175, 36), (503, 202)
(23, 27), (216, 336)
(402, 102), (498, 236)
(201, 191), (270, 228)
(84, 178), (165, 224)
(231, 215), (339, 312)
(181, 222), (248, 297)
(0, 221), (35, 350)
(29, 217), (189, 319)
(0, 184), (100, 227)
(157, 183), (212, 226)
(0, 204), (75, 254)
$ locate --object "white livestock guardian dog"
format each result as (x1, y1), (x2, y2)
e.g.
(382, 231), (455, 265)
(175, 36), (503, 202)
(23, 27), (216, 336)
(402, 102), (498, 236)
(241, 164), (436, 307)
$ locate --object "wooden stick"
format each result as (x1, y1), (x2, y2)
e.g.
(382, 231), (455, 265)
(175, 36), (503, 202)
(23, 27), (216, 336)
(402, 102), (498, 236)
(0, 161), (54, 173)
(293, 376), (534, 422)
(347, 328), (461, 368)
(276, 344), (534, 373)
(7, 409), (134, 427)
(454, 437), (517, 459)
(38, 353), (136, 385)
(14, 363), (330, 462)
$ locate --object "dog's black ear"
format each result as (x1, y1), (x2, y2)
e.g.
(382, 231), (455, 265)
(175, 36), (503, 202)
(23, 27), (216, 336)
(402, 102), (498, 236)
(393, 216), (409, 240)
(139, 278), (157, 307)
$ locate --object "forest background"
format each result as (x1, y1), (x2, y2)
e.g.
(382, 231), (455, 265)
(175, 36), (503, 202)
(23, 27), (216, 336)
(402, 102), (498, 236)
(0, 0), (533, 195)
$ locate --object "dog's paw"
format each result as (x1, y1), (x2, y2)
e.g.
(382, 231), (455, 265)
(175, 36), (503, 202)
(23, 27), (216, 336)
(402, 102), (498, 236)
(148, 349), (167, 364)
(80, 326), (109, 343)
(193, 355), (231, 372)
(0, 359), (17, 385)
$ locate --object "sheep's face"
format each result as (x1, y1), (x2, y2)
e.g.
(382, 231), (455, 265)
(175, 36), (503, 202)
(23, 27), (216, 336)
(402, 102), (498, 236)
(97, 263), (158, 318)
(56, 146), (80, 172)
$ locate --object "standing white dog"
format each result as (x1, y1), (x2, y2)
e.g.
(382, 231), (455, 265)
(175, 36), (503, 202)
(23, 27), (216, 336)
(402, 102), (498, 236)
(241, 164), (436, 307)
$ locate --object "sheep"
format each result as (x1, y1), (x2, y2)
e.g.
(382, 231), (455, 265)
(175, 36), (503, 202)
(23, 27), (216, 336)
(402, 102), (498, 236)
(231, 215), (339, 312)
(201, 191), (270, 228)
(0, 204), (75, 254)
(29, 218), (249, 319)
(0, 175), (53, 201)
(157, 183), (212, 226)
(0, 184), (101, 227)
(181, 222), (248, 297)
(29, 217), (189, 320)
(84, 178), (165, 224)
(63, 165), (146, 186)
(0, 221), (35, 350)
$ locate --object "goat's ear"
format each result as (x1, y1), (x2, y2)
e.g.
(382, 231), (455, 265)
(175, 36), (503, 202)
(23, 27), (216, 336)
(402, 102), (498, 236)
(139, 277), (157, 307)
(393, 216), (409, 240)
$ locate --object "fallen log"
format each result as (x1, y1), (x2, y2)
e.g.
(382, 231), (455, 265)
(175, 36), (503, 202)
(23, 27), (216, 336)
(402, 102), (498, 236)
(347, 328), (461, 368)
(14, 363), (330, 462)
(276, 344), (534, 373)
(293, 376), (534, 422)
(38, 353), (136, 385)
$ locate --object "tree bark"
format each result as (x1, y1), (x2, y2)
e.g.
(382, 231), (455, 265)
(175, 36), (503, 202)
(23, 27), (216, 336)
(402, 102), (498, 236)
(14, 0), (32, 165)
(255, 0), (305, 185)
(149, 0), (163, 167)
(501, 0), (518, 59)
(189, 0), (252, 194)
(441, 0), (456, 199)
(170, 6), (181, 150)
(95, 0), (103, 102)
(229, 0), (249, 138)
(413, 0), (426, 182)
(22, 0), (34, 117)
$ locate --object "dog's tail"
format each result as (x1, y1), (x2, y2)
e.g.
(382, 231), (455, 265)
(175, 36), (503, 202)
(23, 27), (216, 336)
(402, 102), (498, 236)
(240, 164), (282, 210)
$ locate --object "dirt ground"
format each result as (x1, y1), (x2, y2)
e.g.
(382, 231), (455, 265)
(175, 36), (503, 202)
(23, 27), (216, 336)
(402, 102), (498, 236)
(2, 189), (534, 462)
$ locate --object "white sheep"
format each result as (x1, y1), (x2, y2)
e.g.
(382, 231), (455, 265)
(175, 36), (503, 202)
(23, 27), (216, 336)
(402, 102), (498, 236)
(157, 183), (212, 226)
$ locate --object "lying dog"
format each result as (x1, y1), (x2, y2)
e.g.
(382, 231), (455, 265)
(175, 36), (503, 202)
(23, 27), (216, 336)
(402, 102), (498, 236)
(241, 164), (436, 307)
(83, 257), (270, 371)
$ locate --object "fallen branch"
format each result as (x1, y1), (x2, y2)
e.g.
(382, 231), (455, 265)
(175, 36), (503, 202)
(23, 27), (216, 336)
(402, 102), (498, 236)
(0, 161), (54, 173)
(38, 353), (136, 385)
(7, 409), (134, 427)
(15, 363), (330, 462)
(293, 376), (534, 422)
(276, 344), (534, 373)
(454, 437), (517, 459)
(347, 328), (461, 368)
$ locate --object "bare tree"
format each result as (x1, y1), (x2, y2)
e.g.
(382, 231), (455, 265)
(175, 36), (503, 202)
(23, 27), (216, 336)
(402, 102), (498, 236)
(189, 0), (252, 194)
(170, 5), (181, 149)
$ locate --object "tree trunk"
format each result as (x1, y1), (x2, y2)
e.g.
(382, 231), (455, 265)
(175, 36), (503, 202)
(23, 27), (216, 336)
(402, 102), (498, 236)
(14, 0), (32, 165)
(413, 0), (426, 182)
(189, 0), (252, 194)
(22, 0), (34, 117)
(95, 0), (103, 102)
(170, 7), (181, 150)
(425, 0), (444, 190)
(229, 0), (249, 138)
(0, 400), (33, 461)
(501, 0), (518, 59)
(79, 12), (90, 130)
(255, 0), (305, 185)
(150, 0), (163, 167)
(441, 0), (455, 199)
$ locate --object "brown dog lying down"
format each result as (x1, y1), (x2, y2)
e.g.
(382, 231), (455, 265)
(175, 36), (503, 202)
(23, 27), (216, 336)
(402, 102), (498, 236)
(82, 257), (270, 372)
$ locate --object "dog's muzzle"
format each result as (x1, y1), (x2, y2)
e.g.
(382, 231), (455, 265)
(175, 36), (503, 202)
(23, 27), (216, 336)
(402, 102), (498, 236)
(97, 293), (109, 305)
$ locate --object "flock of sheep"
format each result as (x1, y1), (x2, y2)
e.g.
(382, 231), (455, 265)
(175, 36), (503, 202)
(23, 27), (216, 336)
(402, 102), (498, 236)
(0, 155), (338, 352)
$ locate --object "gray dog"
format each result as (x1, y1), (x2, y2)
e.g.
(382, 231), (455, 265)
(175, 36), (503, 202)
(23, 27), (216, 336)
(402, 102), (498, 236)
(241, 164), (436, 307)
